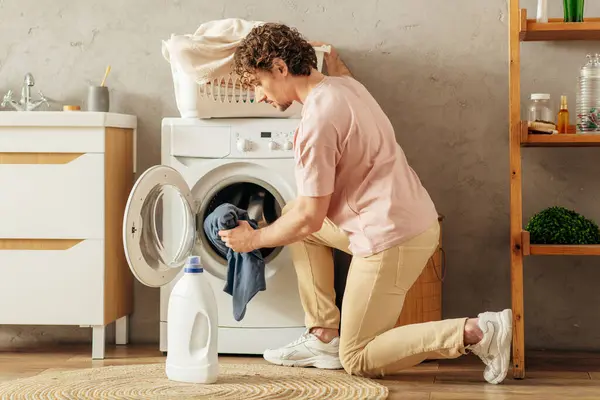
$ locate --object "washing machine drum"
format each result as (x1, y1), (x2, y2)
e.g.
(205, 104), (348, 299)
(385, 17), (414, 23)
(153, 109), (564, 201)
(202, 181), (282, 260)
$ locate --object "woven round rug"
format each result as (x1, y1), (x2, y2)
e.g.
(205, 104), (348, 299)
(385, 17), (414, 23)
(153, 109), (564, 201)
(0, 363), (388, 399)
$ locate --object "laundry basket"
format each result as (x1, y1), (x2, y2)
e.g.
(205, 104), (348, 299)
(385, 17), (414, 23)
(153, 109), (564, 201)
(164, 44), (330, 119)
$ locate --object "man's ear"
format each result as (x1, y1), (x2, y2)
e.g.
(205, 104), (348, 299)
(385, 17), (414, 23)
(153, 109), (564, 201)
(272, 58), (289, 76)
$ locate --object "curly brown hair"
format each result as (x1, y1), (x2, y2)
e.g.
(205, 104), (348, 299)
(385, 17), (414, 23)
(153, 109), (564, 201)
(233, 23), (317, 87)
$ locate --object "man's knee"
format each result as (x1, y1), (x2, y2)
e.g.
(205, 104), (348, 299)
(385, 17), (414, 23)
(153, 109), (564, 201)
(340, 343), (371, 377)
(341, 353), (370, 377)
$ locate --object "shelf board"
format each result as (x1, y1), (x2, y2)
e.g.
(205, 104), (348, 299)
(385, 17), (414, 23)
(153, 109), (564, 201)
(530, 244), (600, 256)
(520, 121), (600, 147)
(521, 231), (600, 256)
(523, 133), (600, 147)
(520, 9), (600, 41)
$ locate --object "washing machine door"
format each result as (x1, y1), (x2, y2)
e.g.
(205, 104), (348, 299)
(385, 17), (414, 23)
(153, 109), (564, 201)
(123, 165), (197, 288)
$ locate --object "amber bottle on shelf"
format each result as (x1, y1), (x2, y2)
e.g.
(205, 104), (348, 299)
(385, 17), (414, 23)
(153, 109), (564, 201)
(557, 95), (570, 134)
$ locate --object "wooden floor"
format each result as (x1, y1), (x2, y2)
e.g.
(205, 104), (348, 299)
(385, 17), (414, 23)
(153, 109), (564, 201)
(1, 345), (600, 399)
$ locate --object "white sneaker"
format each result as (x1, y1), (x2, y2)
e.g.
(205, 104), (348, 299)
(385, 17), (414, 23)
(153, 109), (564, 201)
(263, 330), (343, 369)
(469, 309), (513, 384)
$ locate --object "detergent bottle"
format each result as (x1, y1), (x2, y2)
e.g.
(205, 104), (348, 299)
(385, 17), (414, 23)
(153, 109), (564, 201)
(166, 256), (219, 383)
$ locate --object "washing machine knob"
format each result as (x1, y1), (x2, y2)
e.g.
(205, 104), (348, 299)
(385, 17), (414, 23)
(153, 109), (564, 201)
(283, 141), (293, 150)
(268, 141), (278, 151)
(237, 138), (249, 152)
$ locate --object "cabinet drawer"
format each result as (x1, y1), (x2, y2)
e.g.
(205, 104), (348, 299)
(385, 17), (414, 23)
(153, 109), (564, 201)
(0, 127), (104, 153)
(0, 153), (104, 239)
(0, 239), (104, 325)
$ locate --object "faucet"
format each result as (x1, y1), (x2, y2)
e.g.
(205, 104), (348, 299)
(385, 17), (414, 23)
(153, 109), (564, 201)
(1, 73), (49, 111)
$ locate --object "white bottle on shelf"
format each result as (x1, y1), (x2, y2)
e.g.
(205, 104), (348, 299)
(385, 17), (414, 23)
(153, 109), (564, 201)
(536, 0), (548, 23)
(165, 256), (219, 384)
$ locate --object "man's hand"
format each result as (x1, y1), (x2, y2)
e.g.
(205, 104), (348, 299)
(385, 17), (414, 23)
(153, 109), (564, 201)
(217, 195), (331, 253)
(218, 220), (257, 253)
(308, 41), (353, 78)
(309, 41), (339, 59)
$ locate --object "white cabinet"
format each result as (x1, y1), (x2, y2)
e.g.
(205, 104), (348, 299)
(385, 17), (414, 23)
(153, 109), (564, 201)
(0, 112), (136, 359)
(0, 240), (105, 325)
(0, 153), (105, 239)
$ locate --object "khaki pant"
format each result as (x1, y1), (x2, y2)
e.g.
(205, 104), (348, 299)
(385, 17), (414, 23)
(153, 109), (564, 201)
(286, 207), (467, 377)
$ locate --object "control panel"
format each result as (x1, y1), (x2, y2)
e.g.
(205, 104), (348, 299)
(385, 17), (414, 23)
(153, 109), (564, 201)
(235, 131), (294, 153)
(230, 119), (299, 158)
(164, 117), (299, 159)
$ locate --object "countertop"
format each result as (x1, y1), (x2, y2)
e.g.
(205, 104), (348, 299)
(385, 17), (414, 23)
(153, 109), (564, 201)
(0, 111), (137, 129)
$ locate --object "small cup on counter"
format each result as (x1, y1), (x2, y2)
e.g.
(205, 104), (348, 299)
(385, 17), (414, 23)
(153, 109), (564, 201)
(87, 86), (109, 112)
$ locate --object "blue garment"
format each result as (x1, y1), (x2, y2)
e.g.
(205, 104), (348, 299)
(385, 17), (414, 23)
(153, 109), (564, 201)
(203, 203), (266, 321)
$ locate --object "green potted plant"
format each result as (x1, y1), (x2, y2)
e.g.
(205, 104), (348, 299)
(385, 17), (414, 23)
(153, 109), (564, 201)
(526, 206), (600, 245)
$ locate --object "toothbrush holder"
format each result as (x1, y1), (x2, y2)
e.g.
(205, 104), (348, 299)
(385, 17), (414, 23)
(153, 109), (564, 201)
(87, 86), (109, 112)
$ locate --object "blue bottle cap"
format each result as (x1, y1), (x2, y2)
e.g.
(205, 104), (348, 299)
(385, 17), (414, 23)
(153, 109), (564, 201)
(184, 256), (203, 273)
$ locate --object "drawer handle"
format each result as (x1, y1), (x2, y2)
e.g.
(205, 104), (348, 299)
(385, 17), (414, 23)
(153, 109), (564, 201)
(0, 239), (83, 250)
(0, 153), (83, 164)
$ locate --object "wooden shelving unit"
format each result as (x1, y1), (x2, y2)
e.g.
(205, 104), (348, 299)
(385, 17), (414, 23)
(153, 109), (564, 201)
(519, 9), (600, 41)
(521, 231), (600, 256)
(509, 1), (600, 379)
(522, 133), (600, 146)
(520, 121), (600, 147)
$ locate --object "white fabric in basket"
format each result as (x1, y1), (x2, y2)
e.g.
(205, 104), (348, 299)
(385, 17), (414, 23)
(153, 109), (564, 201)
(162, 18), (263, 85)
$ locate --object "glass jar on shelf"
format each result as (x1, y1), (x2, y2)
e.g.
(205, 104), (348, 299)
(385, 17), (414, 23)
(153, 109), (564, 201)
(528, 93), (553, 124)
(577, 53), (600, 133)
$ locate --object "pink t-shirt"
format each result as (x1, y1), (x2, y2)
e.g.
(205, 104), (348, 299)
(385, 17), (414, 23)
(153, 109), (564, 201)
(294, 76), (438, 257)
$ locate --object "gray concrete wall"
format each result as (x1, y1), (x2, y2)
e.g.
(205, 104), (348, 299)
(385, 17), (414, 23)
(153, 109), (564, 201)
(1, 0), (599, 351)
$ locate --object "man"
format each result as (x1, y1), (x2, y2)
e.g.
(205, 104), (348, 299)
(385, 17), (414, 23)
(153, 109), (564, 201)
(220, 23), (512, 384)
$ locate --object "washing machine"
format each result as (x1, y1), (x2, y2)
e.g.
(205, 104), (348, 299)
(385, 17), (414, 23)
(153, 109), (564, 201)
(122, 117), (306, 355)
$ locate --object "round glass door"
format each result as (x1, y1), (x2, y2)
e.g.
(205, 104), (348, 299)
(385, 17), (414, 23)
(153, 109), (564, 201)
(123, 165), (196, 287)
